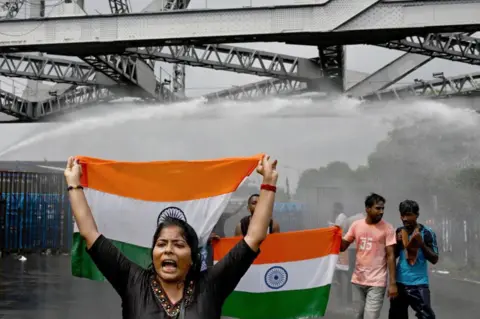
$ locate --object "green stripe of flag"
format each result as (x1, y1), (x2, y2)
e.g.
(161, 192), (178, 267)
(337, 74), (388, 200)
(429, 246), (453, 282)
(71, 232), (151, 280)
(222, 285), (331, 319)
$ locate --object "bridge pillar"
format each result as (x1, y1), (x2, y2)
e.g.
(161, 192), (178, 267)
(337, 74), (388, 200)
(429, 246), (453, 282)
(141, 0), (191, 98)
(309, 45), (345, 94)
(25, 0), (46, 101)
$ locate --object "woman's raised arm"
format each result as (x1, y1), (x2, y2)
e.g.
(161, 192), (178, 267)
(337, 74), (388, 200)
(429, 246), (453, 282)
(65, 156), (100, 249)
(206, 155), (278, 302)
(244, 155), (278, 252)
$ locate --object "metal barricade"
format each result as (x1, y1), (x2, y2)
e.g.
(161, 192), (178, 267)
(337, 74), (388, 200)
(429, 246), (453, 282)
(0, 171), (72, 254)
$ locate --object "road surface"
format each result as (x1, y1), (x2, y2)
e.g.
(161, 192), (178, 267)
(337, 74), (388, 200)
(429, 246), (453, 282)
(0, 254), (478, 319)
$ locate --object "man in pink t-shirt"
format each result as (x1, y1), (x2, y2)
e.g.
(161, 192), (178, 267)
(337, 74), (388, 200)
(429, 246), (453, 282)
(341, 193), (398, 319)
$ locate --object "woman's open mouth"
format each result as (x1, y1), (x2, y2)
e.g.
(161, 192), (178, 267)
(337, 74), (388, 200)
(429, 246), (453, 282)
(161, 259), (178, 273)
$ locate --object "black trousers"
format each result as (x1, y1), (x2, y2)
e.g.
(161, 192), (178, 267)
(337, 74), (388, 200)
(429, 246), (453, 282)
(389, 283), (436, 319)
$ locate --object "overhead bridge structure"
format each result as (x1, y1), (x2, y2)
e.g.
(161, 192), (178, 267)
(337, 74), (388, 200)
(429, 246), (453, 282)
(0, 0), (479, 121)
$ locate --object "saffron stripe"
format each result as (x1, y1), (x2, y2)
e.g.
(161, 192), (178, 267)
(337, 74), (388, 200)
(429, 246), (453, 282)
(213, 227), (342, 264)
(77, 154), (262, 202)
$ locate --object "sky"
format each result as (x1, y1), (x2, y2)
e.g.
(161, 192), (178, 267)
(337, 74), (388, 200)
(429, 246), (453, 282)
(0, 0), (479, 188)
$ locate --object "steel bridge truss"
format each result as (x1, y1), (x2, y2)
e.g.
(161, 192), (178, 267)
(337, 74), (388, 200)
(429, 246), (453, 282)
(0, 53), (102, 85)
(0, 85), (114, 120)
(124, 44), (323, 81)
(2, 35), (478, 116)
(203, 79), (307, 102)
(5, 32), (477, 97)
(0, 0), (26, 19)
(0, 0), (119, 121)
(378, 33), (480, 65)
(202, 32), (480, 103)
(108, 0), (129, 14)
(362, 72), (480, 101)
(81, 0), (163, 101)
(1, 0), (480, 120)
(205, 72), (480, 102)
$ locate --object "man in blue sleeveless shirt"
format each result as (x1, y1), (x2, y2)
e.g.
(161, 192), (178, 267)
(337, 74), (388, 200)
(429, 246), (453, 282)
(389, 200), (439, 319)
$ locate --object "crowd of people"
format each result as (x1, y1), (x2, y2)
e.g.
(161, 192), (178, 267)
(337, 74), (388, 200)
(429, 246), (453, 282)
(200, 191), (438, 319)
(65, 155), (439, 319)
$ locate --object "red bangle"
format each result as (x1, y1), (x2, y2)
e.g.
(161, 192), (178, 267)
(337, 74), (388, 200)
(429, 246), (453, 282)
(260, 184), (277, 193)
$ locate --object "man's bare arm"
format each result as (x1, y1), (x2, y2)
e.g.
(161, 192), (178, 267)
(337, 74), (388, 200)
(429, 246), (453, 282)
(386, 245), (398, 299)
(386, 245), (397, 285)
(340, 239), (351, 252)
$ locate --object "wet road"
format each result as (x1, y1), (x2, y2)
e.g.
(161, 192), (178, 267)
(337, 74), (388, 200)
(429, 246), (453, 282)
(0, 254), (478, 319)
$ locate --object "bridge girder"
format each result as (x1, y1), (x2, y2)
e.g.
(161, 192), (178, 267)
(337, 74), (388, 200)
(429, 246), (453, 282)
(1, 0), (480, 120)
(1, 0), (480, 53)
(82, 0), (163, 101)
(378, 33), (480, 65)
(203, 79), (307, 102)
(2, 32), (479, 90)
(0, 85), (114, 121)
(0, 53), (113, 85)
(124, 44), (323, 81)
(361, 72), (480, 101)
(203, 71), (480, 103)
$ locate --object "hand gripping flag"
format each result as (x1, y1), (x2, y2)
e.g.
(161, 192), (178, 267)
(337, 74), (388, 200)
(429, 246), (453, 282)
(71, 154), (262, 280)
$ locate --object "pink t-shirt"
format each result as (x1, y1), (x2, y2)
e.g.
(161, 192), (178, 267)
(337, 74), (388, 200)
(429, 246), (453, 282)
(344, 218), (396, 287)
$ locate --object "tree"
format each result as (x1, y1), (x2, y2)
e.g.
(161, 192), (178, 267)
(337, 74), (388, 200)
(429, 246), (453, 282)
(295, 119), (480, 220)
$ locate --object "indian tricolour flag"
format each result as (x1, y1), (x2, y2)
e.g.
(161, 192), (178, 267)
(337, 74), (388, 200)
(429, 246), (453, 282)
(71, 154), (262, 281)
(214, 227), (341, 319)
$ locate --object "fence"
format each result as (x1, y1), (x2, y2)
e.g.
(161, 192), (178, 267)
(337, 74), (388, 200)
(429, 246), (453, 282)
(0, 171), (72, 254)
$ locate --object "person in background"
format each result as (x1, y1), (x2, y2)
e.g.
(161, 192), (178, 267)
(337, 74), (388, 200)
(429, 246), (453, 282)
(235, 193), (280, 236)
(341, 208), (367, 306)
(200, 202), (246, 271)
(331, 202), (350, 306)
(340, 193), (398, 319)
(389, 200), (438, 319)
(330, 202), (348, 228)
(214, 201), (246, 238)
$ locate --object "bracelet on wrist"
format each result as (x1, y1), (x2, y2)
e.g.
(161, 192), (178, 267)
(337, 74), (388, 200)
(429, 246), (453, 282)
(260, 184), (277, 193)
(67, 185), (84, 191)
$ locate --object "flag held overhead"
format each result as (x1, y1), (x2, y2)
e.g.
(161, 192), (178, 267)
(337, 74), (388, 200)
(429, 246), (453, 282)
(71, 154), (263, 281)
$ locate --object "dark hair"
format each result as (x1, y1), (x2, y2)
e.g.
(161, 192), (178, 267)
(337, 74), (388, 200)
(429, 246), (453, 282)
(365, 193), (386, 208)
(248, 193), (259, 205)
(149, 217), (202, 284)
(399, 200), (420, 216)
